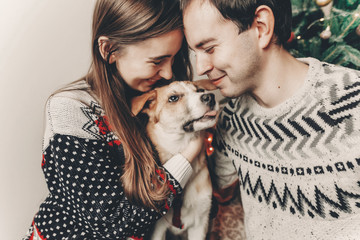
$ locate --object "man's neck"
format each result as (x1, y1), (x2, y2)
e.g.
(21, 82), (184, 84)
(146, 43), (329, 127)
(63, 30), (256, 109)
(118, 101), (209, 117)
(251, 47), (309, 108)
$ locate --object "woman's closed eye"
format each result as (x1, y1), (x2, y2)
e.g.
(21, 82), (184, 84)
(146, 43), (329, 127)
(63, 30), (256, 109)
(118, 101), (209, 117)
(152, 60), (163, 66)
(204, 46), (214, 54)
(148, 55), (172, 66)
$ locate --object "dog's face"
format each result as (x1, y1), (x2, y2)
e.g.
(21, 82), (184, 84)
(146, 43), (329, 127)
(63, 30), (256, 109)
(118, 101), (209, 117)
(131, 80), (219, 133)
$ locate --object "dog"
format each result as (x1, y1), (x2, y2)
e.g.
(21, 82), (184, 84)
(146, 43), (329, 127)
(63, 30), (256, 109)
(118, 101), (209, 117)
(131, 80), (219, 240)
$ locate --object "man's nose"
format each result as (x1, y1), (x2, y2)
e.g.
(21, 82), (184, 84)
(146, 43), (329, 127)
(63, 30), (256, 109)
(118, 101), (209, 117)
(196, 53), (213, 76)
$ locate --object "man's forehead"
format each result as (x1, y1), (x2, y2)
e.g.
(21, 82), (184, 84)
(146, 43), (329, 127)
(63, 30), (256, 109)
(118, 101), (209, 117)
(183, 1), (224, 48)
(183, 0), (226, 29)
(183, 0), (216, 17)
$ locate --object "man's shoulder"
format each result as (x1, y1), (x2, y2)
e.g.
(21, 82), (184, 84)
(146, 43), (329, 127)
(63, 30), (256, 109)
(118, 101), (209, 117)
(300, 57), (359, 82)
(300, 58), (359, 105)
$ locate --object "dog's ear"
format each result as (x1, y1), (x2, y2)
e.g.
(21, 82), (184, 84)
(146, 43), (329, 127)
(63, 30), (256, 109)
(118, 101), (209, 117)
(131, 90), (157, 116)
(193, 79), (217, 91)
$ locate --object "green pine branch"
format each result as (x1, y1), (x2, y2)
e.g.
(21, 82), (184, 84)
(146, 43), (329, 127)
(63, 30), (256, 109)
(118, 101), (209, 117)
(287, 0), (360, 70)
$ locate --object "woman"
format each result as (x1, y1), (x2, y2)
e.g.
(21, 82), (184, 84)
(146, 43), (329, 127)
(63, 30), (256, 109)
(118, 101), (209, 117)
(24, 0), (202, 239)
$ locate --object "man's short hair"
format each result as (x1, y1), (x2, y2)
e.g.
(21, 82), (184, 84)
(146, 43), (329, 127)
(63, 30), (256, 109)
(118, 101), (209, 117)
(181, 0), (292, 46)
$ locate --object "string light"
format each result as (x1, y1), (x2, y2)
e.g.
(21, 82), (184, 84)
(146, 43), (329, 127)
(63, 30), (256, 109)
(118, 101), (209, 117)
(205, 131), (215, 156)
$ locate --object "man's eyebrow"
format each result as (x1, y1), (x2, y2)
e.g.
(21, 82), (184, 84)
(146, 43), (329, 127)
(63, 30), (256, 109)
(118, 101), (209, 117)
(195, 38), (216, 49)
(148, 55), (171, 60)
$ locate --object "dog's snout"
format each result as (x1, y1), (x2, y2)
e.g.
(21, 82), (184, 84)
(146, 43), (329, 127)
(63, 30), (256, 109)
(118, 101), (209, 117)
(200, 93), (215, 107)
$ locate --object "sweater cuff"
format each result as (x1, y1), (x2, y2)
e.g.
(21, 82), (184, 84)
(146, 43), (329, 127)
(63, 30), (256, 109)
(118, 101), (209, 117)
(163, 154), (193, 188)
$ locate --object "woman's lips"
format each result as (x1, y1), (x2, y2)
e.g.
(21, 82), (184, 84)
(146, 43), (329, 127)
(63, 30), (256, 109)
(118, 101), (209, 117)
(147, 78), (160, 85)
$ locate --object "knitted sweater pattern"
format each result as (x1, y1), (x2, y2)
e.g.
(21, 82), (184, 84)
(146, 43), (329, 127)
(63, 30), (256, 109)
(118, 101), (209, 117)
(212, 58), (360, 240)
(23, 86), (182, 240)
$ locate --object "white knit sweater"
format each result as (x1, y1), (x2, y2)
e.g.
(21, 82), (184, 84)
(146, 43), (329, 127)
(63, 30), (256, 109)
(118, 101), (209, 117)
(212, 58), (360, 240)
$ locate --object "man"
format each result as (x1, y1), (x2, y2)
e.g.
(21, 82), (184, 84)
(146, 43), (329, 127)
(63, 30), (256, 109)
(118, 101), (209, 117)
(181, 0), (360, 239)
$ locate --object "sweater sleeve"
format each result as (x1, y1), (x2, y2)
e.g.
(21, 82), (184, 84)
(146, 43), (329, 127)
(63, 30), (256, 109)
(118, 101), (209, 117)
(163, 153), (193, 188)
(210, 108), (239, 190)
(208, 115), (240, 204)
(35, 94), (183, 239)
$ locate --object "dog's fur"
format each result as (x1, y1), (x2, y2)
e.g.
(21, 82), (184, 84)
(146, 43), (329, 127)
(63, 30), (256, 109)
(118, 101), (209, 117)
(131, 80), (219, 240)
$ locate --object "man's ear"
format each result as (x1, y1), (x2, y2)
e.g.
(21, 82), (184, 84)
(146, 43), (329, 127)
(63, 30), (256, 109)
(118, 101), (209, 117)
(252, 5), (275, 49)
(98, 36), (117, 64)
(131, 90), (157, 116)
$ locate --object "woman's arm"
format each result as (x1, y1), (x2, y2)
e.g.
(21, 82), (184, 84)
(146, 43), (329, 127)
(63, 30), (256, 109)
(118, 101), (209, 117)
(34, 94), (185, 239)
(163, 134), (204, 188)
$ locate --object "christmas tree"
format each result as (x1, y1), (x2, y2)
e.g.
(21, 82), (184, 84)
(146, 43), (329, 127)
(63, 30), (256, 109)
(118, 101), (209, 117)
(286, 0), (360, 70)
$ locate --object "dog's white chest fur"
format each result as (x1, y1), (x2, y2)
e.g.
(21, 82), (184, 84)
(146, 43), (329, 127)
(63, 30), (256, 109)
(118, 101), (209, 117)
(131, 80), (218, 240)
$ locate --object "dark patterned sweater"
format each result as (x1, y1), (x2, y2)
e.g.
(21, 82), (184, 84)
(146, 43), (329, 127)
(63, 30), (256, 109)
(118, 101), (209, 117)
(23, 83), (193, 240)
(212, 58), (360, 239)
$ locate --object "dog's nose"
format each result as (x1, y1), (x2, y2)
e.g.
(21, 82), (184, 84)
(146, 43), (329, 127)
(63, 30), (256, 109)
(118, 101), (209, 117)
(200, 93), (215, 107)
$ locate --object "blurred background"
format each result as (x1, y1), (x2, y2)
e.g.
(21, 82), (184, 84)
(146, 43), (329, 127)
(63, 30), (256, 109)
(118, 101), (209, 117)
(286, 0), (359, 70)
(0, 0), (358, 239)
(0, 1), (95, 239)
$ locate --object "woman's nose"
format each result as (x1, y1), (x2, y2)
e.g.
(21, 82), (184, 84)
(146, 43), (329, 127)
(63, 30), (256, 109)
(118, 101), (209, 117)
(159, 61), (173, 80)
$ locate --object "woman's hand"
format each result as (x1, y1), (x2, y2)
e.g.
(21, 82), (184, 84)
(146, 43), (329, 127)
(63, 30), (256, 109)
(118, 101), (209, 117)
(180, 133), (205, 163)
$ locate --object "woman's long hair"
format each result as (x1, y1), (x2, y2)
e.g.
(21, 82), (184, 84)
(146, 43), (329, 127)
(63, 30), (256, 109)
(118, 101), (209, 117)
(85, 0), (192, 209)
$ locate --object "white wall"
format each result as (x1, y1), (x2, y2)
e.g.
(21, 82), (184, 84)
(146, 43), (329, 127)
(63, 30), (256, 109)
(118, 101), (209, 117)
(0, 1), (95, 239)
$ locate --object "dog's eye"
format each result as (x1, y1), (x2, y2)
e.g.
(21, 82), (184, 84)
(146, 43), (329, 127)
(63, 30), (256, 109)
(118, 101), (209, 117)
(196, 88), (205, 93)
(168, 95), (179, 102)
